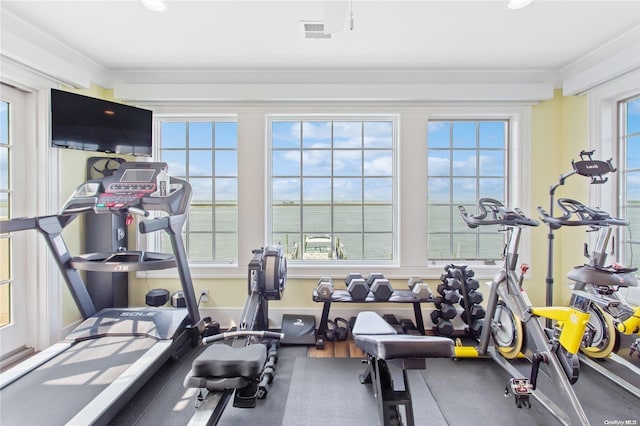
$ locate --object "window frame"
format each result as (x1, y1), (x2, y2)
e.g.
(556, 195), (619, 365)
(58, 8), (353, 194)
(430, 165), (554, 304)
(426, 118), (510, 263)
(589, 69), (640, 305)
(424, 109), (529, 277)
(266, 114), (399, 266)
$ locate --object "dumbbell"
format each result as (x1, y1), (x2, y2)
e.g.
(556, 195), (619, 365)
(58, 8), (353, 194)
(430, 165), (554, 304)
(469, 319), (484, 337)
(460, 290), (483, 306)
(461, 305), (486, 324)
(438, 288), (460, 304)
(316, 276), (334, 301)
(345, 273), (369, 301)
(464, 277), (480, 292)
(408, 277), (433, 301)
(368, 273), (393, 301)
(435, 318), (454, 336)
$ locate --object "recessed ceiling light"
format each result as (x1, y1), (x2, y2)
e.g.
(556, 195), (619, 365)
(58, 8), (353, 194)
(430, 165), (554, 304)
(141, 0), (167, 12)
(507, 0), (534, 10)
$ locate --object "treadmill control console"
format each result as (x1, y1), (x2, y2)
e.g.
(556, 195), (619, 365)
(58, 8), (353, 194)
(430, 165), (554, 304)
(62, 162), (188, 215)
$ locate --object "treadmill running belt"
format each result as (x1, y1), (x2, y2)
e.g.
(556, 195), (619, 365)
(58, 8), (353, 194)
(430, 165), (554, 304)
(0, 336), (156, 425)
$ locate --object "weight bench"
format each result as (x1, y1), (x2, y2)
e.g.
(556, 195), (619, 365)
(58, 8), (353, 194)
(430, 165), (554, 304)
(353, 311), (454, 426)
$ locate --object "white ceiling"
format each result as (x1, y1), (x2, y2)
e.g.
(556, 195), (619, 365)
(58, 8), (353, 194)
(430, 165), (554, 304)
(2, 0), (639, 74)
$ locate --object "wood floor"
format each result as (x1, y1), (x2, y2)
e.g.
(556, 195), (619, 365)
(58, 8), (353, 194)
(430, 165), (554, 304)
(306, 339), (366, 358)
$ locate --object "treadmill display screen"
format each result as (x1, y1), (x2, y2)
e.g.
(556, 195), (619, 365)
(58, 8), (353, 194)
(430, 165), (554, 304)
(121, 169), (155, 183)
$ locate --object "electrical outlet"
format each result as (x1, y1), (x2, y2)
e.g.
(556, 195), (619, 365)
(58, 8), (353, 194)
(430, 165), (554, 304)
(200, 289), (209, 303)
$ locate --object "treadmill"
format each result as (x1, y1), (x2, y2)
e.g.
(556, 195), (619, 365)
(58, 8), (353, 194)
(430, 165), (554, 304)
(0, 162), (205, 426)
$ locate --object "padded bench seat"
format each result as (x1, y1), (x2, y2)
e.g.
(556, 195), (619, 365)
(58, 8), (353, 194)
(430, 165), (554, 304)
(353, 311), (453, 360)
(184, 344), (267, 391)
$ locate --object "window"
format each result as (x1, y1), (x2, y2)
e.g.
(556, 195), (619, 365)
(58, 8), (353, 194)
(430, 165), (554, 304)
(1, 100), (10, 327)
(269, 118), (396, 262)
(619, 95), (640, 269)
(427, 120), (508, 261)
(157, 119), (238, 262)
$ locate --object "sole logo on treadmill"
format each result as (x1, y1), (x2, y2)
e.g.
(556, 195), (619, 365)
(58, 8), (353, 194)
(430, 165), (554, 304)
(120, 311), (157, 317)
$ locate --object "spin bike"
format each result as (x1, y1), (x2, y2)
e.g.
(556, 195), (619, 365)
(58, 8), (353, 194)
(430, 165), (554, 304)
(539, 198), (640, 397)
(456, 198), (592, 426)
(184, 246), (287, 426)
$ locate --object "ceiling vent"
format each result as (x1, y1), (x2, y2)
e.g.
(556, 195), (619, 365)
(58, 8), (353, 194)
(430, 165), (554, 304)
(302, 21), (332, 39)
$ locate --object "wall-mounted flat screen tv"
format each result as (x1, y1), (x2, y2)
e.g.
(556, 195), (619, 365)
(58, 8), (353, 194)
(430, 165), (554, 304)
(51, 89), (152, 156)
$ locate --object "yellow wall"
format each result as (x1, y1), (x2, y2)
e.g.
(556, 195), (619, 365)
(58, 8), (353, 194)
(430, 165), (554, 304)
(59, 88), (591, 327)
(528, 90), (589, 306)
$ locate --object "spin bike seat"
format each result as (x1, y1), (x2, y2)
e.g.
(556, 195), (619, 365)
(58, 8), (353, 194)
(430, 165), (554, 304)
(568, 264), (638, 288)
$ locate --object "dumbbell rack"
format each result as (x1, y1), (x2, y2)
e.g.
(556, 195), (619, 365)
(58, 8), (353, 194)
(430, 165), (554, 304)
(312, 289), (433, 349)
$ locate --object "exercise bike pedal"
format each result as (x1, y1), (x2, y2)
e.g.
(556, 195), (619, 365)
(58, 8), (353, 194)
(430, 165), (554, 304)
(505, 378), (533, 409)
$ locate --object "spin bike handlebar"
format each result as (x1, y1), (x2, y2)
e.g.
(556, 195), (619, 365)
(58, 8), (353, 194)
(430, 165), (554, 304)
(202, 330), (285, 345)
(538, 198), (629, 230)
(458, 198), (539, 229)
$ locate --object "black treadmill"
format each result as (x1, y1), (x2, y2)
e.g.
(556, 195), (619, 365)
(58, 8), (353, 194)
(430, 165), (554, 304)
(0, 162), (204, 426)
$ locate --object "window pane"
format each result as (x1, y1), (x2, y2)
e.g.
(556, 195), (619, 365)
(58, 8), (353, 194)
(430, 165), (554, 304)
(188, 233), (213, 260)
(215, 151), (237, 177)
(334, 178), (362, 202)
(452, 122), (476, 148)
(364, 151), (392, 176)
(479, 121), (505, 148)
(273, 205), (301, 232)
(364, 122), (392, 148)
(189, 150), (212, 176)
(334, 205), (362, 232)
(626, 135), (640, 170)
(273, 121), (300, 149)
(452, 178), (476, 203)
(628, 98), (640, 135)
(364, 233), (392, 260)
(453, 233), (477, 259)
(364, 205), (392, 232)
(427, 150), (450, 176)
(215, 122), (237, 149)
(273, 233), (301, 259)
(190, 178), (213, 202)
(479, 150), (504, 176)
(428, 121), (450, 148)
(428, 234), (451, 259)
(302, 150), (331, 176)
(273, 150), (300, 176)
(337, 233), (362, 260)
(215, 178), (237, 201)
(189, 122), (213, 148)
(215, 233), (237, 261)
(161, 122), (186, 148)
(452, 151), (476, 176)
(364, 178), (392, 202)
(215, 205), (237, 231)
(303, 178), (331, 201)
(334, 122), (362, 148)
(427, 178), (450, 203)
(0, 193), (8, 220)
(189, 205), (213, 232)
(428, 205), (452, 233)
(334, 150), (362, 176)
(626, 171), (640, 202)
(303, 205), (331, 233)
(303, 121), (331, 148)
(273, 178), (300, 202)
